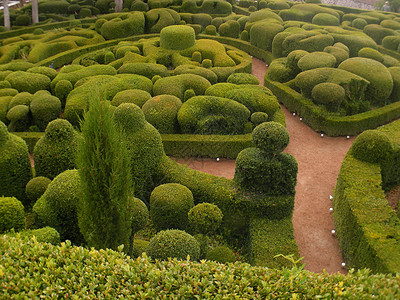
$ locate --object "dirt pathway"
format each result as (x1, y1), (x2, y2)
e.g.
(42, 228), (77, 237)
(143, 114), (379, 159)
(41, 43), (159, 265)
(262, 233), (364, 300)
(174, 58), (354, 274)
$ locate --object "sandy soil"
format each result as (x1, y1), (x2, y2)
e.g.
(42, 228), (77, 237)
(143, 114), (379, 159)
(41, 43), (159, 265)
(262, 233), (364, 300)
(174, 58), (355, 274)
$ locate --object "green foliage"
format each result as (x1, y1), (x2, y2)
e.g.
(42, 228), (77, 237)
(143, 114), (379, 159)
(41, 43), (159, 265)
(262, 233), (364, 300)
(145, 8), (181, 33)
(188, 203), (223, 234)
(150, 183), (194, 231)
(5, 71), (51, 94)
(32, 169), (84, 244)
(311, 82), (345, 112)
(25, 176), (51, 207)
(142, 95), (182, 134)
(227, 73), (259, 85)
(382, 35), (400, 51)
(204, 24), (217, 35)
(15, 14), (31, 26)
(27, 67), (58, 81)
(160, 25), (195, 50)
(128, 197), (149, 234)
(206, 246), (236, 263)
(177, 95), (250, 135)
(323, 45), (349, 66)
(0, 122), (32, 203)
(352, 18), (368, 30)
(358, 47), (383, 63)
(297, 51), (336, 71)
(131, 239), (149, 258)
(30, 93), (61, 131)
(6, 105), (30, 132)
(251, 112), (269, 127)
(173, 65), (218, 85)
(118, 62), (169, 79)
(349, 130), (393, 164)
(147, 229), (200, 261)
(7, 227), (60, 245)
(363, 24), (398, 45)
(218, 20), (240, 39)
(252, 121), (289, 156)
(98, 12), (145, 40)
(266, 58), (296, 83)
(250, 21), (283, 52)
(54, 80), (73, 108)
(77, 94), (132, 251)
(312, 13), (340, 26)
(0, 196), (25, 234)
(111, 89), (152, 108)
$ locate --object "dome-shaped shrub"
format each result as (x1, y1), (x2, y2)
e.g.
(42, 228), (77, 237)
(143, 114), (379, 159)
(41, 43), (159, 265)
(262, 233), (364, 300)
(160, 25), (195, 50)
(0, 121), (32, 204)
(311, 82), (345, 112)
(128, 197), (149, 233)
(150, 183), (194, 231)
(30, 93), (61, 131)
(0, 196), (25, 233)
(131, 239), (149, 258)
(25, 176), (51, 206)
(252, 121), (289, 156)
(173, 65), (218, 85)
(323, 46), (349, 66)
(297, 52), (336, 71)
(286, 50), (308, 73)
(358, 47), (384, 63)
(33, 119), (81, 179)
(352, 18), (368, 30)
(227, 73), (259, 85)
(8, 92), (33, 109)
(251, 112), (269, 127)
(147, 229), (200, 261)
(6, 105), (30, 132)
(205, 24), (217, 35)
(27, 66), (58, 81)
(188, 203), (223, 234)
(312, 13), (340, 26)
(54, 80), (73, 108)
(142, 95), (182, 134)
(111, 89), (152, 108)
(206, 246), (236, 264)
(349, 130), (392, 164)
(16, 226), (60, 245)
(32, 169), (84, 244)
(5, 71), (50, 94)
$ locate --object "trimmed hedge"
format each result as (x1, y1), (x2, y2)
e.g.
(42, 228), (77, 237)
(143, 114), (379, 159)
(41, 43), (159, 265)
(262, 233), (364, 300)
(0, 196), (25, 234)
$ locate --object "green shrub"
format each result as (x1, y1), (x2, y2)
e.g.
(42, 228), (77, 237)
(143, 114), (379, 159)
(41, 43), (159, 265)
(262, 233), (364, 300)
(153, 74), (211, 101)
(11, 227), (60, 245)
(131, 0), (148, 11)
(297, 51), (336, 71)
(227, 73), (259, 85)
(128, 197), (149, 234)
(0, 196), (25, 234)
(6, 105), (30, 132)
(173, 65), (218, 85)
(250, 21), (284, 52)
(0, 88), (18, 98)
(99, 12), (145, 40)
(33, 119), (80, 180)
(323, 46), (349, 66)
(205, 82), (239, 98)
(338, 57), (393, 106)
(281, 32), (335, 56)
(206, 245), (236, 264)
(252, 121), (289, 156)
(349, 130), (392, 164)
(0, 80), (10, 89)
(15, 14), (31, 26)
(111, 89), (152, 108)
(251, 112), (269, 127)
(358, 47), (383, 63)
(382, 35), (400, 51)
(145, 8), (181, 33)
(352, 18), (368, 30)
(363, 24), (397, 45)
(160, 25), (195, 50)
(131, 239), (149, 258)
(142, 95), (182, 134)
(188, 203), (223, 234)
(382, 55), (400, 68)
(389, 67), (400, 102)
(117, 62), (169, 79)
(312, 13), (339, 26)
(150, 183), (194, 231)
(147, 229), (200, 261)
(30, 93), (61, 131)
(202, 59), (212, 68)
(5, 71), (51, 94)
(329, 32), (377, 57)
(0, 122), (32, 203)
(218, 20), (240, 39)
(27, 67), (58, 81)
(79, 7), (92, 18)
(204, 24), (217, 35)
(266, 58), (295, 83)
(380, 19), (400, 30)
(177, 95), (250, 135)
(0, 96), (13, 123)
(25, 176), (51, 206)
(0, 61), (35, 72)
(54, 80), (73, 108)
(311, 82), (345, 112)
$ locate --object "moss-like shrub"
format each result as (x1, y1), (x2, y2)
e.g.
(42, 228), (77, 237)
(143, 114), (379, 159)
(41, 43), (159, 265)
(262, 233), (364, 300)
(128, 197), (149, 234)
(6, 105), (30, 132)
(358, 47), (383, 63)
(204, 24), (217, 35)
(251, 112), (269, 127)
(15, 14), (31, 26)
(0, 196), (25, 234)
(338, 57), (393, 106)
(349, 130), (392, 164)
(312, 13), (339, 26)
(145, 8), (181, 33)
(204, 82), (239, 98)
(131, 239), (149, 258)
(227, 73), (259, 85)
(0, 122), (32, 203)
(218, 20), (240, 39)
(266, 58), (295, 83)
(0, 80), (10, 89)
(352, 18), (368, 30)
(323, 46), (349, 66)
(147, 229), (200, 261)
(188, 203), (223, 234)
(30, 93), (61, 131)
(118, 62), (169, 79)
(363, 24), (397, 45)
(252, 121), (289, 156)
(150, 183), (194, 231)
(160, 25), (195, 50)
(54, 80), (73, 108)
(142, 95), (182, 134)
(281, 32), (335, 56)
(111, 89), (152, 108)
(99, 12), (145, 40)
(32, 169), (84, 244)
(382, 35), (400, 51)
(297, 51), (336, 71)
(5, 71), (51, 94)
(201, 59), (212, 68)
(27, 67), (58, 81)
(12, 227), (60, 245)
(389, 67), (400, 102)
(311, 82), (345, 112)
(33, 119), (80, 180)
(8, 92), (33, 110)
(178, 95), (250, 135)
(206, 246), (236, 264)
(25, 176), (51, 206)
(173, 65), (218, 85)
(383, 55), (400, 68)
(250, 21), (284, 52)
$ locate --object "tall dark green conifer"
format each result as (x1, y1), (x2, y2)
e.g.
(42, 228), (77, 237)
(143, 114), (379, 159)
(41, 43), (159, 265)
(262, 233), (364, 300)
(77, 94), (132, 250)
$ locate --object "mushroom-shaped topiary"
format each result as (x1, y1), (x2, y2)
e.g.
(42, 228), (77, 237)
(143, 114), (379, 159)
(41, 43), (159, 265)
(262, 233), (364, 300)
(252, 121), (289, 156)
(160, 25), (196, 50)
(349, 130), (392, 164)
(205, 246), (236, 264)
(188, 203), (223, 234)
(0, 196), (25, 234)
(25, 176), (51, 207)
(33, 119), (81, 180)
(150, 183), (194, 231)
(147, 229), (200, 261)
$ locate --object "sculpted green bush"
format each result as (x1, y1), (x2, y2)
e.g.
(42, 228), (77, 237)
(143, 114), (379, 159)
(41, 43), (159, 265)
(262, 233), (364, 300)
(0, 196), (25, 234)
(206, 246), (236, 264)
(173, 65), (218, 85)
(118, 62), (169, 79)
(297, 51), (336, 71)
(6, 105), (30, 132)
(311, 82), (346, 112)
(7, 227), (60, 245)
(349, 130), (392, 164)
(363, 24), (398, 45)
(97, 12), (145, 40)
(188, 203), (223, 234)
(128, 197), (149, 234)
(227, 73), (259, 85)
(160, 25), (195, 50)
(25, 176), (51, 206)
(5, 71), (51, 94)
(111, 89), (152, 108)
(312, 13), (339, 26)
(145, 8), (181, 33)
(30, 93), (61, 131)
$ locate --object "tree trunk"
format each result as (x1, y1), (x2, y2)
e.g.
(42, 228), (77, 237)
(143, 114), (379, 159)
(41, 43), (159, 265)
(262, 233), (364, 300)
(32, 0), (39, 24)
(115, 0), (123, 12)
(3, 0), (10, 30)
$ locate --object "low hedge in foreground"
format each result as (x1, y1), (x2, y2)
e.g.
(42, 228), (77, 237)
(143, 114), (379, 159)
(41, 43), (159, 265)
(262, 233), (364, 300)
(2, 235), (400, 298)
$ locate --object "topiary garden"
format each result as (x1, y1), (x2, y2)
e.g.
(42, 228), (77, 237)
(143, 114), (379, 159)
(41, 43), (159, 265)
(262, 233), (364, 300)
(2, 0), (400, 297)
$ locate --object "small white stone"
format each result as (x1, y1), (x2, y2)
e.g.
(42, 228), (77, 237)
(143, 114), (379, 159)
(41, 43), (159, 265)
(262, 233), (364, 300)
(346, 136), (350, 139)
(292, 112), (296, 116)
(329, 195), (333, 200)
(341, 262), (346, 268)
(299, 117), (302, 121)
(331, 229), (336, 236)
(329, 207), (333, 212)
(216, 158), (220, 162)
(321, 133), (324, 137)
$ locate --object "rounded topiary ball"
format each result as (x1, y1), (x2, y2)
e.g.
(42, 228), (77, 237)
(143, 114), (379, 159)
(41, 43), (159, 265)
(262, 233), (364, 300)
(251, 112), (269, 127)
(188, 203), (223, 234)
(352, 18), (368, 30)
(349, 130), (392, 163)
(150, 183), (194, 231)
(131, 239), (149, 258)
(25, 176), (51, 206)
(160, 25), (196, 50)
(311, 82), (345, 112)
(227, 73), (259, 85)
(358, 47), (384, 63)
(111, 89), (152, 108)
(147, 229), (200, 261)
(54, 80), (73, 108)
(205, 246), (236, 264)
(0, 196), (25, 233)
(128, 197), (149, 233)
(252, 121), (289, 156)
